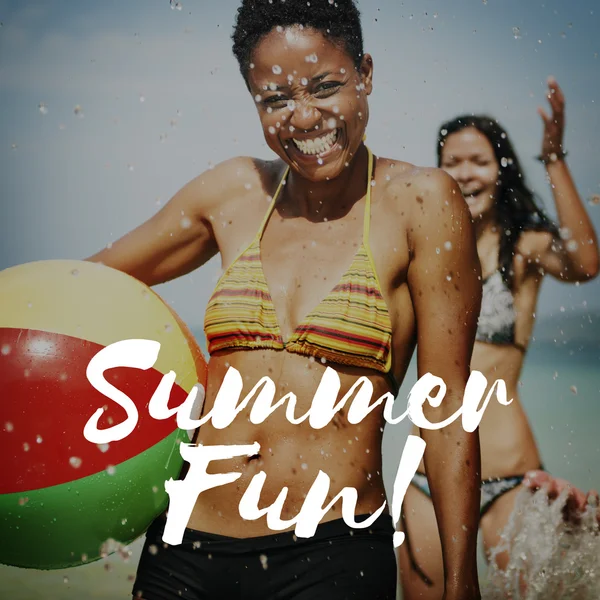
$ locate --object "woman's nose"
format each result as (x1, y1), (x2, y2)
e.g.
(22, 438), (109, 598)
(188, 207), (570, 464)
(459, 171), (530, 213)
(288, 100), (322, 132)
(454, 163), (474, 183)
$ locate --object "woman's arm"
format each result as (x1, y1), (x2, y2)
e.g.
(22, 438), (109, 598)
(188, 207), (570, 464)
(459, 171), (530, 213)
(405, 169), (482, 599)
(85, 157), (250, 286)
(535, 78), (599, 281)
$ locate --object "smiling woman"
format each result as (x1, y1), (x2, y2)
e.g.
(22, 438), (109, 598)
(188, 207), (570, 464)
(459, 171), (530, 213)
(84, 1), (483, 599)
(238, 24), (371, 181)
(397, 98), (599, 598)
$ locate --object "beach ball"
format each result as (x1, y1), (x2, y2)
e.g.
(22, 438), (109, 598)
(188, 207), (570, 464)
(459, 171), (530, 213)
(0, 260), (207, 569)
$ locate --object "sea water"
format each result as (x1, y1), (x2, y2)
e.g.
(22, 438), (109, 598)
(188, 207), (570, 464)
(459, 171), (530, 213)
(482, 487), (600, 599)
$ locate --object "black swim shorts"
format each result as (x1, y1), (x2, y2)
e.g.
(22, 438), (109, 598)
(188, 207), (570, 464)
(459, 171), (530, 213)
(131, 513), (396, 599)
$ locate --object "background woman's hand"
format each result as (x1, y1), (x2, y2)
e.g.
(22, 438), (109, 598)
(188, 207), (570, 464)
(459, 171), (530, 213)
(537, 76), (566, 160)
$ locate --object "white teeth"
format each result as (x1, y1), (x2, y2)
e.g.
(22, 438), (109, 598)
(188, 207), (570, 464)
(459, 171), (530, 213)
(292, 130), (338, 155)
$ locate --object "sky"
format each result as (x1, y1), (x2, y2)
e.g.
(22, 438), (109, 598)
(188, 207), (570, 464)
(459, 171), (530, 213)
(1, 0), (599, 332)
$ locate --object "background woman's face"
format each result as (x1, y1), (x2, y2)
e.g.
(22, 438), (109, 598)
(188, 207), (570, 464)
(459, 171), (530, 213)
(248, 26), (372, 182)
(440, 127), (500, 221)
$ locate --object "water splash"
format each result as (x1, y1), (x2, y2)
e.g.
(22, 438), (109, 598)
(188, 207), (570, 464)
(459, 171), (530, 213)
(482, 487), (600, 599)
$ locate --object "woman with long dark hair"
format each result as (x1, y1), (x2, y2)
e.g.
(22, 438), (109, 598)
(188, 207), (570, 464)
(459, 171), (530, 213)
(397, 78), (599, 599)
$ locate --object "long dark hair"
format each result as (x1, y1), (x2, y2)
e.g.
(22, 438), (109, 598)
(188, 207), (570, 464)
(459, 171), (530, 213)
(437, 115), (558, 289)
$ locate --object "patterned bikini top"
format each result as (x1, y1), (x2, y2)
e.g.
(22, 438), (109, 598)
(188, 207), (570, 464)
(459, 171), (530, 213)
(475, 270), (525, 351)
(203, 147), (394, 375)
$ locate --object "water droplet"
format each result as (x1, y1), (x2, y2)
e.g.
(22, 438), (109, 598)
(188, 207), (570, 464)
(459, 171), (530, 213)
(36, 435), (43, 444)
(1, 344), (11, 356)
(304, 53), (318, 63)
(63, 576), (69, 584)
(512, 27), (521, 39)
(38, 103), (48, 115)
(570, 385), (577, 395)
(559, 227), (572, 240)
(444, 241), (453, 251)
(139, 94), (145, 103)
(566, 240), (578, 252)
(18, 497), (29, 506)
(73, 105), (84, 117)
(69, 456), (82, 469)
(301, 463), (308, 470)
(260, 554), (268, 570)
(5, 422), (14, 432)
(317, 158), (323, 165)
(180, 216), (192, 230)
(268, 126), (276, 134)
(272, 65), (282, 74)
(106, 465), (116, 475)
(501, 157), (508, 167)
(169, 0), (183, 10)
(23, 443), (30, 452)
(97, 443), (110, 453)
(588, 194), (600, 206)
(254, 94), (262, 103)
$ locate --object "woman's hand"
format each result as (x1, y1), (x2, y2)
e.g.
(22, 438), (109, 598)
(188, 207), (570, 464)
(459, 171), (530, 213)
(524, 470), (600, 526)
(537, 76), (566, 161)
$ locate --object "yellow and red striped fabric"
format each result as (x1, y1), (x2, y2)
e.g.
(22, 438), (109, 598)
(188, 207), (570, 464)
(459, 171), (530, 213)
(204, 147), (393, 374)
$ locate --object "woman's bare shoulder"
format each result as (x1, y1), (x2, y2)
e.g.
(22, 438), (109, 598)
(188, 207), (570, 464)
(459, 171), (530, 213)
(517, 229), (555, 257)
(178, 156), (285, 223)
(376, 156), (467, 222)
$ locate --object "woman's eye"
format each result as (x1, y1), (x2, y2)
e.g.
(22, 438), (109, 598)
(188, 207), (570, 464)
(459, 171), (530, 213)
(263, 95), (288, 108)
(315, 82), (341, 96)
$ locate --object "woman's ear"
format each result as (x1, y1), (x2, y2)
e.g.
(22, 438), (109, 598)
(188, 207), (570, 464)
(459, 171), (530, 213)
(359, 53), (374, 95)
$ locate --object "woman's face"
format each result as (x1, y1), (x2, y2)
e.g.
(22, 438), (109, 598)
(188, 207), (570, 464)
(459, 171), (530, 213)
(248, 26), (373, 182)
(440, 127), (500, 221)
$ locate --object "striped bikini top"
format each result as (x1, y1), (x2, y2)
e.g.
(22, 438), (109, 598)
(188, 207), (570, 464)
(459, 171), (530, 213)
(204, 147), (394, 375)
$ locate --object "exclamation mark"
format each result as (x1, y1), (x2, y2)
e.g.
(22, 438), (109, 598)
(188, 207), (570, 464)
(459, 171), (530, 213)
(392, 435), (426, 548)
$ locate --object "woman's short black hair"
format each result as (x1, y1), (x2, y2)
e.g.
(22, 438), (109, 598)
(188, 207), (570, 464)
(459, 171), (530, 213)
(437, 115), (559, 289)
(232, 0), (364, 85)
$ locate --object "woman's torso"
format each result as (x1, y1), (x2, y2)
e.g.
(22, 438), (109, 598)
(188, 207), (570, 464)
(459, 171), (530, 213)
(186, 153), (420, 537)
